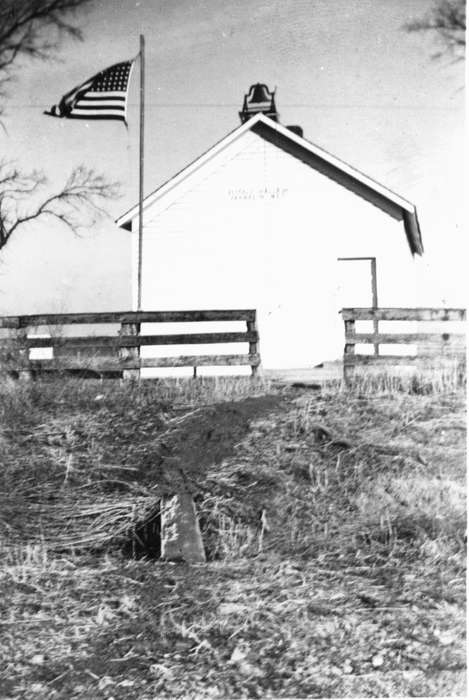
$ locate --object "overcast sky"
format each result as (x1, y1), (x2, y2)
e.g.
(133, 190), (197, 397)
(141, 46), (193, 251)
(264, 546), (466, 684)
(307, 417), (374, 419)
(0, 0), (465, 312)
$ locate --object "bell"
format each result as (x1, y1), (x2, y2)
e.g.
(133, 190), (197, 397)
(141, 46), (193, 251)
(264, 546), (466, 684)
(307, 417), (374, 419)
(249, 83), (271, 104)
(239, 83), (278, 123)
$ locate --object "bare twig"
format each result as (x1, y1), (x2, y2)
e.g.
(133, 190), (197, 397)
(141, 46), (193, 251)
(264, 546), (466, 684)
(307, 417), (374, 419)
(0, 161), (120, 251)
(404, 0), (465, 60)
(0, 1), (95, 102)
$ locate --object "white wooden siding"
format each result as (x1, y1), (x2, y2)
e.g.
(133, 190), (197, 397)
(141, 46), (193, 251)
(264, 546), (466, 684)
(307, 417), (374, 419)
(134, 130), (417, 369)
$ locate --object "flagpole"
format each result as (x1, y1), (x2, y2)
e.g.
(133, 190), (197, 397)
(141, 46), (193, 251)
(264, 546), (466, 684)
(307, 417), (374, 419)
(137, 34), (145, 311)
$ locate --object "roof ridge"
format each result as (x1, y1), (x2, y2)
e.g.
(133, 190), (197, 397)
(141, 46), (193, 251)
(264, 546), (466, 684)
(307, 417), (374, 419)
(116, 113), (422, 255)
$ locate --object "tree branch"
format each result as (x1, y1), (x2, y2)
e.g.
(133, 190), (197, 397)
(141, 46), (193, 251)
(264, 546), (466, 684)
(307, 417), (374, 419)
(0, 162), (120, 250)
(0, 0), (95, 110)
(404, 0), (466, 60)
(0, 3), (119, 255)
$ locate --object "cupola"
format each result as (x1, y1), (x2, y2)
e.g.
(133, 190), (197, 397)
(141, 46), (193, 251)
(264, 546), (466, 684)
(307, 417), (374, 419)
(239, 83), (278, 123)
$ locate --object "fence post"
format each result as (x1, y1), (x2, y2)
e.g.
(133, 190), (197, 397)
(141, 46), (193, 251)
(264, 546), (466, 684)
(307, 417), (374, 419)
(247, 312), (259, 377)
(119, 320), (141, 380)
(370, 258), (379, 356)
(343, 318), (356, 386)
(16, 326), (33, 381)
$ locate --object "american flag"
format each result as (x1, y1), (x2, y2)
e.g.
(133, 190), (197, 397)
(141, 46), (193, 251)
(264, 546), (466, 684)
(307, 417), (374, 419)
(45, 60), (134, 123)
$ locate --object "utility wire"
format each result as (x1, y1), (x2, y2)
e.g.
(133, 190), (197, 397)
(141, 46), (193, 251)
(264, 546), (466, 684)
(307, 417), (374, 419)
(4, 102), (461, 111)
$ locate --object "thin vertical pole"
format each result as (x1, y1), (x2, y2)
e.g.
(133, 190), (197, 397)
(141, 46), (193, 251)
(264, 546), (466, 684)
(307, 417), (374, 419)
(137, 34), (145, 311)
(337, 256), (380, 356)
(371, 258), (379, 356)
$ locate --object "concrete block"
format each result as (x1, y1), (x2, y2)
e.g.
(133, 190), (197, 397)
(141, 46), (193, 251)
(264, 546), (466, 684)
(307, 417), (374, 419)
(160, 493), (206, 563)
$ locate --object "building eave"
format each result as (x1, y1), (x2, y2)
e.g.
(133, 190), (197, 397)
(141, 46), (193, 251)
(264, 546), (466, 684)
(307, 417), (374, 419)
(116, 115), (265, 227)
(116, 113), (423, 255)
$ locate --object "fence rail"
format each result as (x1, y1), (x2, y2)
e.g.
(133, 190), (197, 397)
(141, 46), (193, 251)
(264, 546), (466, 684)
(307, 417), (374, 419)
(341, 306), (466, 383)
(0, 309), (261, 379)
(341, 307), (466, 322)
(0, 309), (258, 329)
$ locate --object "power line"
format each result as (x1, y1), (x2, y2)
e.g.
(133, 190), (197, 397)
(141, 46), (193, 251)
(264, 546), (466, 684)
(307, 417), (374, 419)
(5, 102), (461, 111)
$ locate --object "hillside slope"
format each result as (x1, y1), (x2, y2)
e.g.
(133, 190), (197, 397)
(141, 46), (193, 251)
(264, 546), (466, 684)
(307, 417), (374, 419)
(0, 377), (466, 698)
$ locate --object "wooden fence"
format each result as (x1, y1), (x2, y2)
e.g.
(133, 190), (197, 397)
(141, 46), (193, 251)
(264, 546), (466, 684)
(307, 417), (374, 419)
(0, 309), (261, 379)
(341, 307), (466, 383)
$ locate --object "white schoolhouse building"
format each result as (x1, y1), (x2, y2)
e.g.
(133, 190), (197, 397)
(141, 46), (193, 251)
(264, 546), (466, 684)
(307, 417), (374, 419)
(117, 85), (423, 372)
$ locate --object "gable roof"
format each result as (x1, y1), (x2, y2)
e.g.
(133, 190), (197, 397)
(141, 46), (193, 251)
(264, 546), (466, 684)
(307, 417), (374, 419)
(117, 113), (423, 255)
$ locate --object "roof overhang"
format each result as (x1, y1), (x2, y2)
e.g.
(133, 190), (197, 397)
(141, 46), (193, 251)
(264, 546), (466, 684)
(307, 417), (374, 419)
(117, 113), (423, 255)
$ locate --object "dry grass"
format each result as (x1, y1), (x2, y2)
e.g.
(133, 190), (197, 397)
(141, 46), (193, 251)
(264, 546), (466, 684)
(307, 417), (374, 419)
(0, 372), (466, 698)
(339, 358), (466, 395)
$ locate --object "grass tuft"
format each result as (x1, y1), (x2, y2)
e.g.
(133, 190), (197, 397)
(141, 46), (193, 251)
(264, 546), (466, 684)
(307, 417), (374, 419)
(0, 371), (466, 698)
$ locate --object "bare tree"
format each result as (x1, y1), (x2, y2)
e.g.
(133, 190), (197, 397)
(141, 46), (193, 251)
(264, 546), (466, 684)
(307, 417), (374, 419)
(0, 163), (119, 251)
(0, 0), (94, 98)
(404, 0), (465, 60)
(0, 1), (120, 253)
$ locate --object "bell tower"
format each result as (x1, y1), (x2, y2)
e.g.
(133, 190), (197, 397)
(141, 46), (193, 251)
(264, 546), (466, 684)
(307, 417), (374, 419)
(239, 83), (278, 123)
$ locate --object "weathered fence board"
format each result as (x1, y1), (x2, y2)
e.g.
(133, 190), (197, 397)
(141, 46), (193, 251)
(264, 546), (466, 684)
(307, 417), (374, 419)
(0, 310), (261, 379)
(25, 353), (261, 371)
(342, 307), (466, 322)
(140, 353), (261, 368)
(345, 333), (465, 345)
(344, 354), (441, 365)
(341, 307), (466, 384)
(0, 309), (256, 329)
(1, 332), (259, 349)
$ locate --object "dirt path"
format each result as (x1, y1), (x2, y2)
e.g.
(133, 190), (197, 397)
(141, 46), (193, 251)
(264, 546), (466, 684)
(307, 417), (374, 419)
(0, 382), (465, 698)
